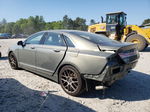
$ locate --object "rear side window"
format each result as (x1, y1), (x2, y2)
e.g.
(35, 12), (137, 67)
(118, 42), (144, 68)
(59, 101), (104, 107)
(63, 35), (75, 47)
(44, 32), (65, 46)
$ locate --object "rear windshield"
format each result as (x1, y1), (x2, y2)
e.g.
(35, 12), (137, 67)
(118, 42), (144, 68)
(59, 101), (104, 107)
(68, 31), (115, 44)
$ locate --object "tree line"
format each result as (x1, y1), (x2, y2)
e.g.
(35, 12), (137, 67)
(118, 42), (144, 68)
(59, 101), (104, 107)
(0, 15), (150, 35)
(142, 19), (150, 25)
(0, 15), (88, 35)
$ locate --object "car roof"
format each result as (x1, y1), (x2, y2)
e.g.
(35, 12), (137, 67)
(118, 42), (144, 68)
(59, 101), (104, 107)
(39, 30), (86, 34)
(38, 30), (98, 50)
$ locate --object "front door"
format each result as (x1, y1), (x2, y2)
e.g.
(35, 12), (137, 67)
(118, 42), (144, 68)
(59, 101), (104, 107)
(18, 32), (45, 71)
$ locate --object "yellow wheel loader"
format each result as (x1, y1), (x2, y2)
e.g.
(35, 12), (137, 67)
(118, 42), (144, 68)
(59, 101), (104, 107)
(88, 12), (150, 51)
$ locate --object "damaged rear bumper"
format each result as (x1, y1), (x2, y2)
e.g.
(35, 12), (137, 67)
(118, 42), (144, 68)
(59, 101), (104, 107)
(83, 59), (138, 85)
(84, 46), (139, 86)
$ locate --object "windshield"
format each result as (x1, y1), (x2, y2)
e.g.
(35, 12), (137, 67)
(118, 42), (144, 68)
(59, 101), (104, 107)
(68, 31), (116, 44)
(106, 14), (118, 24)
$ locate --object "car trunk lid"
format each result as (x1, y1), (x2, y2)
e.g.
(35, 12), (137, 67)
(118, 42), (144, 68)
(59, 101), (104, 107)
(98, 41), (139, 63)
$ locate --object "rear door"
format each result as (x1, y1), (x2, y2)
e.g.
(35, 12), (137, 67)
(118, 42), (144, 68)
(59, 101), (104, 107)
(36, 32), (67, 75)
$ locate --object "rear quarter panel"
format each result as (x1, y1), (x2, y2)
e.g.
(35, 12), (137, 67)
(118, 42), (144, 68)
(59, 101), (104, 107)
(58, 47), (113, 75)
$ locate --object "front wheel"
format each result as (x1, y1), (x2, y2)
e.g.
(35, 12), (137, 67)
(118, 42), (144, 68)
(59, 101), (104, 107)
(59, 65), (85, 96)
(126, 34), (147, 51)
(8, 52), (19, 69)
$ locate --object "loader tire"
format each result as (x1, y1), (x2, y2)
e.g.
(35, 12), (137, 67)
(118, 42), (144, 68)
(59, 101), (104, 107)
(126, 34), (147, 51)
(145, 44), (149, 49)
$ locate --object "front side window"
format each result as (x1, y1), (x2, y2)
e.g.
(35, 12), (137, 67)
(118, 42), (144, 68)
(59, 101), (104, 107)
(25, 32), (44, 44)
(44, 32), (65, 46)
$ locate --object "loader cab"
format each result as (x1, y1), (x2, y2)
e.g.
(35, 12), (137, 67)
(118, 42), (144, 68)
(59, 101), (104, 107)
(106, 12), (127, 40)
(106, 12), (127, 25)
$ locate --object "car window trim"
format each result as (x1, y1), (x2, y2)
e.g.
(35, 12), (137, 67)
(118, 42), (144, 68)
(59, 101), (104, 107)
(40, 32), (49, 45)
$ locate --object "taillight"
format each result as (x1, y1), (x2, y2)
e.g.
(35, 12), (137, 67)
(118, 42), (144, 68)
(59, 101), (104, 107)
(119, 52), (136, 58)
(118, 49), (138, 63)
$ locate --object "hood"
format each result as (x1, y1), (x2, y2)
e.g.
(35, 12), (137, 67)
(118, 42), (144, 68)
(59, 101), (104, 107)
(98, 41), (136, 51)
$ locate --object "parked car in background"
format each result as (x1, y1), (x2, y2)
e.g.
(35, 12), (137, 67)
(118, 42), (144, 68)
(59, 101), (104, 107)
(8, 30), (139, 96)
(0, 33), (11, 39)
(11, 34), (28, 38)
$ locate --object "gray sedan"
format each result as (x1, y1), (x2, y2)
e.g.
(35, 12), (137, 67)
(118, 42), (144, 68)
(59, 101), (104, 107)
(8, 30), (139, 96)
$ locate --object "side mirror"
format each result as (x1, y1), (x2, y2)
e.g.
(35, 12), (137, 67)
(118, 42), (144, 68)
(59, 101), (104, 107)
(17, 41), (24, 46)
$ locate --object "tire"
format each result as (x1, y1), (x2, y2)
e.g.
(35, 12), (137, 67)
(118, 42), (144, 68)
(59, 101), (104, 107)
(0, 52), (1, 58)
(59, 65), (85, 96)
(145, 44), (149, 49)
(126, 34), (147, 51)
(8, 52), (19, 69)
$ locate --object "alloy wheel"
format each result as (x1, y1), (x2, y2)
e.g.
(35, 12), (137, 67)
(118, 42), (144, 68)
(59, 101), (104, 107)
(9, 53), (17, 69)
(60, 68), (79, 93)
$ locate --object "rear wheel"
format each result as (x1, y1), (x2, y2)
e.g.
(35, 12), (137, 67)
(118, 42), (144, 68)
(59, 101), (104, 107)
(59, 65), (85, 96)
(126, 34), (147, 51)
(8, 52), (19, 69)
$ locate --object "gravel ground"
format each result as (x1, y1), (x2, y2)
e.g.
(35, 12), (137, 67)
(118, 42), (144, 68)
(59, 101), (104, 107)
(0, 39), (150, 112)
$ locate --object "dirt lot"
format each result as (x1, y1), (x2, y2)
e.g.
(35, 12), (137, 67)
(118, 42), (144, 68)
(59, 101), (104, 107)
(0, 39), (150, 112)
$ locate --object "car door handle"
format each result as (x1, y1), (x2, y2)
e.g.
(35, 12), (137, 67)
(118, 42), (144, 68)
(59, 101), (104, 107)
(53, 49), (60, 52)
(30, 47), (35, 49)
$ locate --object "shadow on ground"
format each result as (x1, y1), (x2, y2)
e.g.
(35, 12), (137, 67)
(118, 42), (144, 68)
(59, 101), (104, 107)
(0, 78), (95, 112)
(0, 56), (8, 60)
(82, 70), (150, 101)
